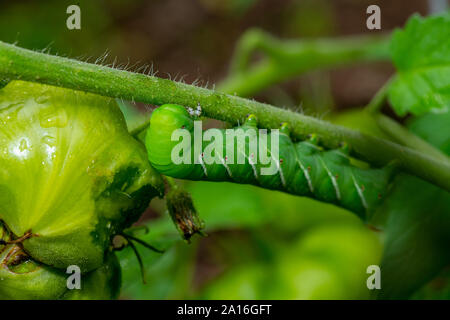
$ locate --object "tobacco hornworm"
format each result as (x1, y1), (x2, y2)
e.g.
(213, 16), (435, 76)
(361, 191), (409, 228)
(146, 104), (395, 219)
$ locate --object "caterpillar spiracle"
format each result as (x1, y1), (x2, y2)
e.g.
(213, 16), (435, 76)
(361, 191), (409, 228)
(146, 104), (396, 219)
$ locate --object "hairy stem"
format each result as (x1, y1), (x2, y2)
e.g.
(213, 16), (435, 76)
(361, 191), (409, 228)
(218, 29), (391, 97)
(0, 41), (449, 191)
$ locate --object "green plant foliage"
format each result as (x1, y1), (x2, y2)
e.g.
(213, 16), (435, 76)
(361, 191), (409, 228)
(0, 3), (449, 300)
(117, 217), (196, 299)
(388, 13), (450, 116)
(407, 111), (450, 155)
(332, 107), (450, 299)
(376, 173), (450, 299)
(411, 268), (450, 300)
(271, 224), (382, 299)
(200, 264), (267, 299)
(187, 181), (357, 232)
(118, 177), (359, 299)
(200, 223), (381, 300)
(374, 111), (450, 299)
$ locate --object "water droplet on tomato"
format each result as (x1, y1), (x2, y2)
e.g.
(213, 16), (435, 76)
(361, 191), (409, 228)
(39, 108), (68, 128)
(42, 135), (56, 146)
(35, 95), (50, 104)
(19, 139), (28, 152)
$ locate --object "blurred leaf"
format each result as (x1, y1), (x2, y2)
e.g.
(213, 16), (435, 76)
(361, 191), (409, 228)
(331, 107), (450, 299)
(186, 181), (356, 232)
(329, 109), (390, 139)
(406, 111), (450, 155)
(200, 223), (382, 300)
(270, 224), (382, 299)
(117, 215), (193, 299)
(187, 182), (270, 230)
(411, 268), (450, 300)
(0, 0), (112, 55)
(388, 13), (450, 116)
(198, 0), (258, 16)
(376, 174), (450, 299)
(375, 111), (450, 299)
(199, 264), (266, 299)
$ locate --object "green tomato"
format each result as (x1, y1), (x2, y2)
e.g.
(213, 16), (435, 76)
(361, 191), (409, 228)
(0, 243), (67, 300)
(200, 264), (266, 300)
(0, 81), (164, 272)
(1, 221), (121, 300)
(271, 256), (348, 299)
(272, 224), (383, 299)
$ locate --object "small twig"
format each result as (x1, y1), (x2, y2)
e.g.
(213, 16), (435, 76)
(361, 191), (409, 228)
(127, 240), (147, 284)
(4, 230), (33, 244)
(123, 233), (165, 254)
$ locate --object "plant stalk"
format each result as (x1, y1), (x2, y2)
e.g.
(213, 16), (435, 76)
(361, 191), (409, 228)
(218, 30), (391, 97)
(0, 41), (449, 191)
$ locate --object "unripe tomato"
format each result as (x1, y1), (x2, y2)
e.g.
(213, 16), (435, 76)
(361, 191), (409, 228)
(0, 81), (164, 272)
(0, 243), (67, 300)
(1, 223), (121, 300)
(200, 264), (266, 300)
(272, 224), (382, 299)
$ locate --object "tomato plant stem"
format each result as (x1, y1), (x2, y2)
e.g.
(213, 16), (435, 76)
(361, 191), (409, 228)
(218, 30), (391, 97)
(0, 40), (449, 191)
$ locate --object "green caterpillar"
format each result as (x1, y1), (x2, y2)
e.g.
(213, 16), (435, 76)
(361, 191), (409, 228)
(146, 104), (395, 219)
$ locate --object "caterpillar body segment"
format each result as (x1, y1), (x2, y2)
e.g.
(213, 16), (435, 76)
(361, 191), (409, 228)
(146, 104), (395, 219)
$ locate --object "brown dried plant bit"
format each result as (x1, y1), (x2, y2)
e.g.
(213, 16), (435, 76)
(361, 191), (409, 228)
(0, 221), (8, 244)
(4, 245), (30, 268)
(166, 187), (205, 242)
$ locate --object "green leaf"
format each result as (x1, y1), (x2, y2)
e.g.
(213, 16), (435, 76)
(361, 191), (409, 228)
(186, 181), (356, 231)
(118, 181), (355, 299)
(376, 174), (450, 299)
(406, 111), (450, 155)
(411, 268), (450, 300)
(375, 112), (450, 299)
(388, 13), (450, 116)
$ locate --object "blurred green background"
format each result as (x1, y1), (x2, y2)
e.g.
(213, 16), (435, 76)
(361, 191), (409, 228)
(1, 0), (448, 300)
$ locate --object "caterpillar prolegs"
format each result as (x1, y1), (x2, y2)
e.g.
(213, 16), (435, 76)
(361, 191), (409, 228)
(146, 104), (395, 219)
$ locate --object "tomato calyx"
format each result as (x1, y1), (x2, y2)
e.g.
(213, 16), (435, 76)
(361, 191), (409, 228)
(1, 230), (35, 245)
